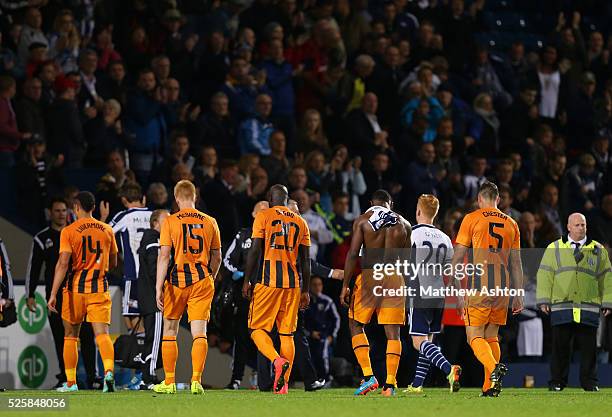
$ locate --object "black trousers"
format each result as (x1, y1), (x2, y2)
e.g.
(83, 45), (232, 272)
(551, 322), (598, 389)
(48, 293), (97, 386)
(142, 311), (163, 383)
(231, 297), (255, 382)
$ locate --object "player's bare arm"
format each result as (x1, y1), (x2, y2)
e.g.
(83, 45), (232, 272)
(155, 245), (171, 311)
(509, 249), (524, 314)
(298, 244), (311, 309)
(243, 237), (263, 299)
(47, 251), (71, 314)
(209, 248), (222, 283)
(341, 216), (365, 307)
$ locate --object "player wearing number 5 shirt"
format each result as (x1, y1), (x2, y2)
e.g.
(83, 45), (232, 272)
(153, 180), (222, 395)
(243, 184), (311, 395)
(47, 191), (119, 393)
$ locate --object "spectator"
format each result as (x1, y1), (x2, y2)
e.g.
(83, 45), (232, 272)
(433, 136), (462, 211)
(402, 142), (438, 219)
(537, 183), (563, 237)
(291, 189), (333, 259)
(305, 276), (340, 382)
(154, 131), (195, 187)
(124, 68), (166, 180)
(83, 99), (125, 168)
(36, 59), (57, 107)
(193, 145), (218, 188)
(336, 151), (366, 220)
(498, 185), (521, 222)
(221, 56), (267, 122)
(305, 149), (334, 213)
(501, 82), (539, 152)
(472, 93), (500, 155)
(0, 76), (31, 167)
(15, 77), (45, 142)
(341, 54), (376, 115)
(261, 130), (290, 185)
(566, 72), (598, 147)
(96, 150), (136, 217)
(296, 109), (330, 156)
(567, 153), (602, 213)
(98, 60), (128, 108)
(152, 55), (172, 87)
(363, 151), (401, 207)
(590, 133), (611, 174)
(46, 75), (84, 168)
(400, 94), (444, 143)
(468, 45), (513, 109)
(146, 182), (170, 210)
(461, 155), (488, 205)
(78, 49), (102, 111)
(15, 136), (64, 230)
(91, 24), (122, 72)
(192, 92), (236, 158)
(527, 45), (567, 122)
(238, 93), (274, 156)
(326, 191), (353, 269)
(18, 7), (48, 65)
(260, 39), (295, 127)
(201, 159), (241, 246)
(288, 164), (308, 192)
(47, 9), (80, 74)
(369, 46), (405, 129)
(345, 92), (390, 158)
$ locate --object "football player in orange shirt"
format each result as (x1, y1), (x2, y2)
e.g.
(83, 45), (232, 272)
(243, 184), (311, 395)
(451, 181), (524, 396)
(153, 180), (222, 394)
(47, 191), (119, 393)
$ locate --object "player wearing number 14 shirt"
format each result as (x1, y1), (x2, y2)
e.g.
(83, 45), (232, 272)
(47, 191), (118, 393)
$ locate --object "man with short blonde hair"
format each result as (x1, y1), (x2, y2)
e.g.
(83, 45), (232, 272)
(153, 179), (222, 394)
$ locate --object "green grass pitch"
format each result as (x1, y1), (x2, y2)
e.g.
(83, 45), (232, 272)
(1, 388), (611, 417)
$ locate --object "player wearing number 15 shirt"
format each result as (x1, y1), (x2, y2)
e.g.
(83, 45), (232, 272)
(451, 181), (523, 397)
(47, 191), (118, 393)
(243, 184), (311, 395)
(153, 180), (222, 395)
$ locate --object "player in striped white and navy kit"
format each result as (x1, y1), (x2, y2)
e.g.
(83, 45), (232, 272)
(405, 195), (461, 394)
(106, 184), (152, 324)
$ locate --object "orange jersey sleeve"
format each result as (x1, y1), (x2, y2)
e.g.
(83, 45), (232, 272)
(455, 212), (476, 247)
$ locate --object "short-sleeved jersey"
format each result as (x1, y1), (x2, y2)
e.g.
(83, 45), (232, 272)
(160, 208), (221, 288)
(411, 224), (454, 299)
(252, 206), (311, 288)
(455, 208), (520, 290)
(110, 207), (152, 281)
(60, 217), (118, 294)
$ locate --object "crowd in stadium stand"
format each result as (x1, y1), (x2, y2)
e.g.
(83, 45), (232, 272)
(1, 0), (612, 387)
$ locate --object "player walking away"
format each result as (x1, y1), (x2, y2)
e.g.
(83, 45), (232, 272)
(404, 195), (461, 394)
(105, 184), (151, 389)
(26, 198), (98, 389)
(154, 180), (222, 395)
(100, 184), (152, 329)
(47, 191), (119, 393)
(451, 182), (524, 397)
(243, 185), (311, 395)
(340, 190), (412, 397)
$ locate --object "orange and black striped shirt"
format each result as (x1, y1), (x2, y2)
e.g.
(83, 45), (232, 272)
(160, 208), (221, 288)
(60, 217), (118, 293)
(455, 208), (520, 290)
(252, 206), (310, 288)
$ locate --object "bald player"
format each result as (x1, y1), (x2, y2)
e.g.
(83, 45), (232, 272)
(451, 181), (523, 397)
(243, 185), (311, 395)
(340, 189), (412, 397)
